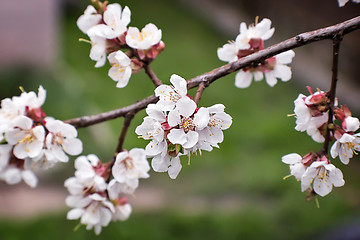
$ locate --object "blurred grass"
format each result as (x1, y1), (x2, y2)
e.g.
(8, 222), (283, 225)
(0, 0), (360, 239)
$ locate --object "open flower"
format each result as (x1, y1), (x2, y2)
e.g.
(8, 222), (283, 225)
(111, 148), (150, 192)
(292, 90), (329, 143)
(167, 98), (209, 149)
(126, 23), (162, 50)
(331, 133), (360, 164)
(5, 116), (45, 159)
(301, 157), (345, 197)
(66, 193), (114, 235)
(107, 50), (132, 88)
(234, 50), (295, 88)
(281, 153), (307, 180)
(135, 104), (166, 142)
(87, 4), (131, 39)
(235, 18), (275, 50)
(77, 5), (102, 34)
(155, 74), (188, 111)
(45, 119), (83, 163)
(194, 104), (232, 152)
(218, 18), (294, 89)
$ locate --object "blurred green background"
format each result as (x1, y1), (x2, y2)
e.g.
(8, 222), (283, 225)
(0, 0), (359, 239)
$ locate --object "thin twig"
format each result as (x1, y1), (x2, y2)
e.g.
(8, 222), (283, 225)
(65, 16), (360, 129)
(144, 64), (162, 87)
(322, 34), (342, 154)
(114, 111), (135, 156)
(194, 82), (207, 104)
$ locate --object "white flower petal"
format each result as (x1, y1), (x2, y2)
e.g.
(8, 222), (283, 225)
(167, 129), (187, 145)
(264, 71), (278, 87)
(235, 70), (253, 88)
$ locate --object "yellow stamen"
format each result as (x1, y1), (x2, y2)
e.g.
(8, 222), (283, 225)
(283, 174), (292, 180)
(19, 86), (25, 93)
(78, 38), (92, 44)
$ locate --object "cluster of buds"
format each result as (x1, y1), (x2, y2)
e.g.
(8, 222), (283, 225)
(282, 87), (359, 197)
(65, 149), (150, 235)
(0, 86), (83, 187)
(77, 1), (165, 88)
(217, 18), (295, 88)
(136, 74), (232, 179)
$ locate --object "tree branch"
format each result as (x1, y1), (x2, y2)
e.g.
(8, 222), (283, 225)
(114, 111), (135, 156)
(65, 16), (360, 129)
(194, 82), (207, 104)
(144, 64), (162, 87)
(322, 34), (342, 154)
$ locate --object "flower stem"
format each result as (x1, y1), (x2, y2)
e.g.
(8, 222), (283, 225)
(144, 64), (162, 87)
(114, 111), (135, 157)
(194, 82), (207, 104)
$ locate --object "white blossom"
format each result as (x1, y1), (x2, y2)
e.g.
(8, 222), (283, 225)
(217, 41), (239, 63)
(293, 92), (328, 143)
(77, 5), (102, 34)
(135, 106), (165, 142)
(235, 18), (275, 49)
(111, 148), (150, 192)
(112, 202), (132, 221)
(330, 133), (360, 165)
(301, 160), (345, 197)
(281, 153), (306, 180)
(19, 85), (46, 110)
(343, 116), (359, 132)
(45, 119), (83, 163)
(5, 116), (45, 159)
(107, 50), (132, 88)
(167, 98), (209, 149)
(234, 50), (295, 88)
(66, 193), (114, 235)
(193, 104), (232, 152)
(71, 154), (107, 191)
(126, 23), (162, 50)
(155, 74), (188, 111)
(89, 34), (107, 68)
(0, 166), (38, 188)
(87, 4), (131, 39)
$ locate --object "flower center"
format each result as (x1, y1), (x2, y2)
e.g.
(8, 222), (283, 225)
(122, 156), (134, 170)
(316, 167), (329, 184)
(180, 117), (194, 133)
(18, 130), (37, 149)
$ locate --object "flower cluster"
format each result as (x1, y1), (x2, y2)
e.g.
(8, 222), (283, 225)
(65, 149), (150, 235)
(283, 87), (359, 197)
(0, 86), (83, 187)
(77, 1), (164, 88)
(217, 18), (295, 88)
(282, 153), (345, 197)
(136, 74), (232, 179)
(293, 87), (331, 143)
